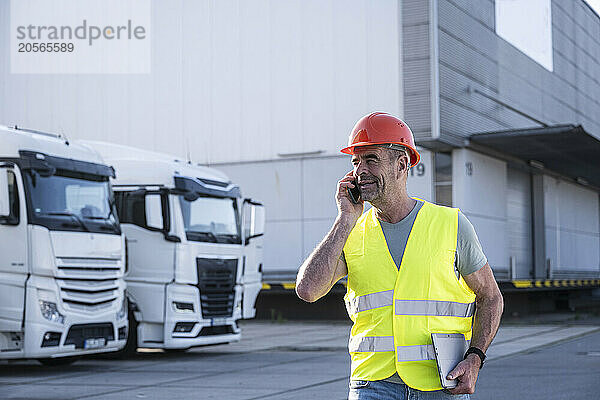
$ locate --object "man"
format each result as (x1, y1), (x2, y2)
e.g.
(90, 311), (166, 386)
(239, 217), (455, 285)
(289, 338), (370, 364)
(296, 112), (503, 399)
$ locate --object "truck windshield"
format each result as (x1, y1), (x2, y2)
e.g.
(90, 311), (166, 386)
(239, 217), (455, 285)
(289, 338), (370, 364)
(24, 171), (120, 234)
(178, 196), (241, 244)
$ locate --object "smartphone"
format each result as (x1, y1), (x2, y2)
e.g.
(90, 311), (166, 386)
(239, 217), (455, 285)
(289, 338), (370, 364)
(347, 180), (361, 204)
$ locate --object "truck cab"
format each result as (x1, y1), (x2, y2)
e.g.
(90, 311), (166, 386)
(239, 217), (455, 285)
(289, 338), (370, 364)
(0, 126), (127, 363)
(84, 142), (264, 350)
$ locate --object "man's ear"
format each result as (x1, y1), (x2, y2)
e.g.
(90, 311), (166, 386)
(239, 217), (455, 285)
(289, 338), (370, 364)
(398, 156), (408, 175)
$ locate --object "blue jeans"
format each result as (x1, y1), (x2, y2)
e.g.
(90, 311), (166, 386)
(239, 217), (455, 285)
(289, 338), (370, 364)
(348, 380), (470, 400)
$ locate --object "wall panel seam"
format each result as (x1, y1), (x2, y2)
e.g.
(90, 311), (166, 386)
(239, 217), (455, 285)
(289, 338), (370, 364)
(442, 0), (495, 32)
(440, 95), (519, 130)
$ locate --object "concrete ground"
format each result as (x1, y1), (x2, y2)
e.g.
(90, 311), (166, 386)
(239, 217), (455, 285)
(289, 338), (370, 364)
(0, 321), (598, 400)
(474, 330), (600, 400)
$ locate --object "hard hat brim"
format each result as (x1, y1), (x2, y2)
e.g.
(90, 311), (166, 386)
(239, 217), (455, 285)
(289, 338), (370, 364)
(340, 141), (421, 167)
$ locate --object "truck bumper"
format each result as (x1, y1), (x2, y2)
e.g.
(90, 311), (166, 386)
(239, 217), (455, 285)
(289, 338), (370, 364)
(164, 327), (241, 349)
(154, 283), (242, 349)
(11, 317), (128, 360)
(7, 280), (129, 360)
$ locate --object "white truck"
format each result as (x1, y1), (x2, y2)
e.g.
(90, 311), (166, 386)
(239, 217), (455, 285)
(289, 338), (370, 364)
(0, 126), (127, 364)
(84, 142), (264, 352)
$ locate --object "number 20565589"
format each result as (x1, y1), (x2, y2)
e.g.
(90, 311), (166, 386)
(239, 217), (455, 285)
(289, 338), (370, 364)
(18, 42), (74, 52)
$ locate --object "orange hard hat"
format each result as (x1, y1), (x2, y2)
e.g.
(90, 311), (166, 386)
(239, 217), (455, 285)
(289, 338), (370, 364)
(340, 112), (420, 167)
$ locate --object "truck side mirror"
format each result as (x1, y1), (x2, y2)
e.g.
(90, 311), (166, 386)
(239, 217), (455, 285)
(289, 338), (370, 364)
(145, 194), (163, 230)
(0, 169), (10, 218)
(243, 199), (265, 245)
(251, 204), (265, 237)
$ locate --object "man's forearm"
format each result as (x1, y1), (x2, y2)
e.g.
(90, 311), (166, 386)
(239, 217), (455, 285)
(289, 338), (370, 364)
(296, 216), (353, 302)
(470, 292), (504, 352)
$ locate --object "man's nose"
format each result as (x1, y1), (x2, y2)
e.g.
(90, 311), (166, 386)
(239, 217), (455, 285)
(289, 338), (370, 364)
(354, 160), (369, 176)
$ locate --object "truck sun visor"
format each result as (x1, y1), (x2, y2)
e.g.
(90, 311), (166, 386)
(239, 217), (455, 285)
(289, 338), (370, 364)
(19, 150), (115, 178)
(174, 176), (240, 199)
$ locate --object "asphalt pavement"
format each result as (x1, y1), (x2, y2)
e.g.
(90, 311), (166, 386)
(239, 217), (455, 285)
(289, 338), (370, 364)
(0, 321), (598, 400)
(474, 329), (600, 400)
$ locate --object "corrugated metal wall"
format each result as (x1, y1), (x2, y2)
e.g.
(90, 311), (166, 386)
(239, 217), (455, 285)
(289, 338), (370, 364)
(402, 0), (434, 139)
(439, 0), (600, 278)
(437, 0), (600, 140)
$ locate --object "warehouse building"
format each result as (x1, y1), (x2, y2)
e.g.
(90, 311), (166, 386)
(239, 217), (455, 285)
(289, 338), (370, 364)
(1, 1), (599, 303)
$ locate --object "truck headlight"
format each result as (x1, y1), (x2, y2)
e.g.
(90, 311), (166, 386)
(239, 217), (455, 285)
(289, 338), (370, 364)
(116, 297), (127, 320)
(39, 301), (65, 324)
(173, 301), (194, 313)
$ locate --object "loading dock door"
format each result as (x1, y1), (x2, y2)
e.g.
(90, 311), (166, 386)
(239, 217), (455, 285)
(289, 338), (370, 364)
(506, 167), (533, 279)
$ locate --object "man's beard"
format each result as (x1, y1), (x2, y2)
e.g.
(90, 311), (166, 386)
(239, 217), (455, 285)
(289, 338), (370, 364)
(358, 177), (382, 202)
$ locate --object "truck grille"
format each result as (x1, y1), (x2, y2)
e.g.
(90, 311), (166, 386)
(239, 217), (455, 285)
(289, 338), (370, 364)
(56, 257), (122, 312)
(57, 257), (121, 278)
(196, 258), (238, 318)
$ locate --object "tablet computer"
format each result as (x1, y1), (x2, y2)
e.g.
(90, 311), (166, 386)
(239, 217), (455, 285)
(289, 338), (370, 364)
(431, 333), (470, 389)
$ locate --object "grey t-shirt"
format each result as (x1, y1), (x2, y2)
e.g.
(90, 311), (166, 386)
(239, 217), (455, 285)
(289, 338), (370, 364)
(341, 199), (487, 385)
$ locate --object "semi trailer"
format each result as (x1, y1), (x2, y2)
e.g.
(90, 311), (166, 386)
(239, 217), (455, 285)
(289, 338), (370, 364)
(84, 142), (264, 352)
(0, 126), (127, 364)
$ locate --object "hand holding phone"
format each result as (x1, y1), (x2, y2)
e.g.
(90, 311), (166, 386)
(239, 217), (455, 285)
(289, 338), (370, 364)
(347, 180), (360, 204)
(337, 172), (363, 225)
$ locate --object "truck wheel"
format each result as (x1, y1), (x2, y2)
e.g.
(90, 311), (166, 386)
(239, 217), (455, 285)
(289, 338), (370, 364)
(38, 356), (78, 366)
(109, 310), (138, 358)
(121, 310), (139, 356)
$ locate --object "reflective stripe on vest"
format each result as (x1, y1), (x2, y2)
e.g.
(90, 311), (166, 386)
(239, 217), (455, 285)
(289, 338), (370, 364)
(396, 344), (435, 362)
(346, 290), (394, 315)
(349, 336), (394, 352)
(394, 299), (475, 318)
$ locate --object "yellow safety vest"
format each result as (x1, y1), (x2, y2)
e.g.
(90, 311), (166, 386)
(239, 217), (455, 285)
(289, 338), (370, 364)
(343, 200), (476, 391)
